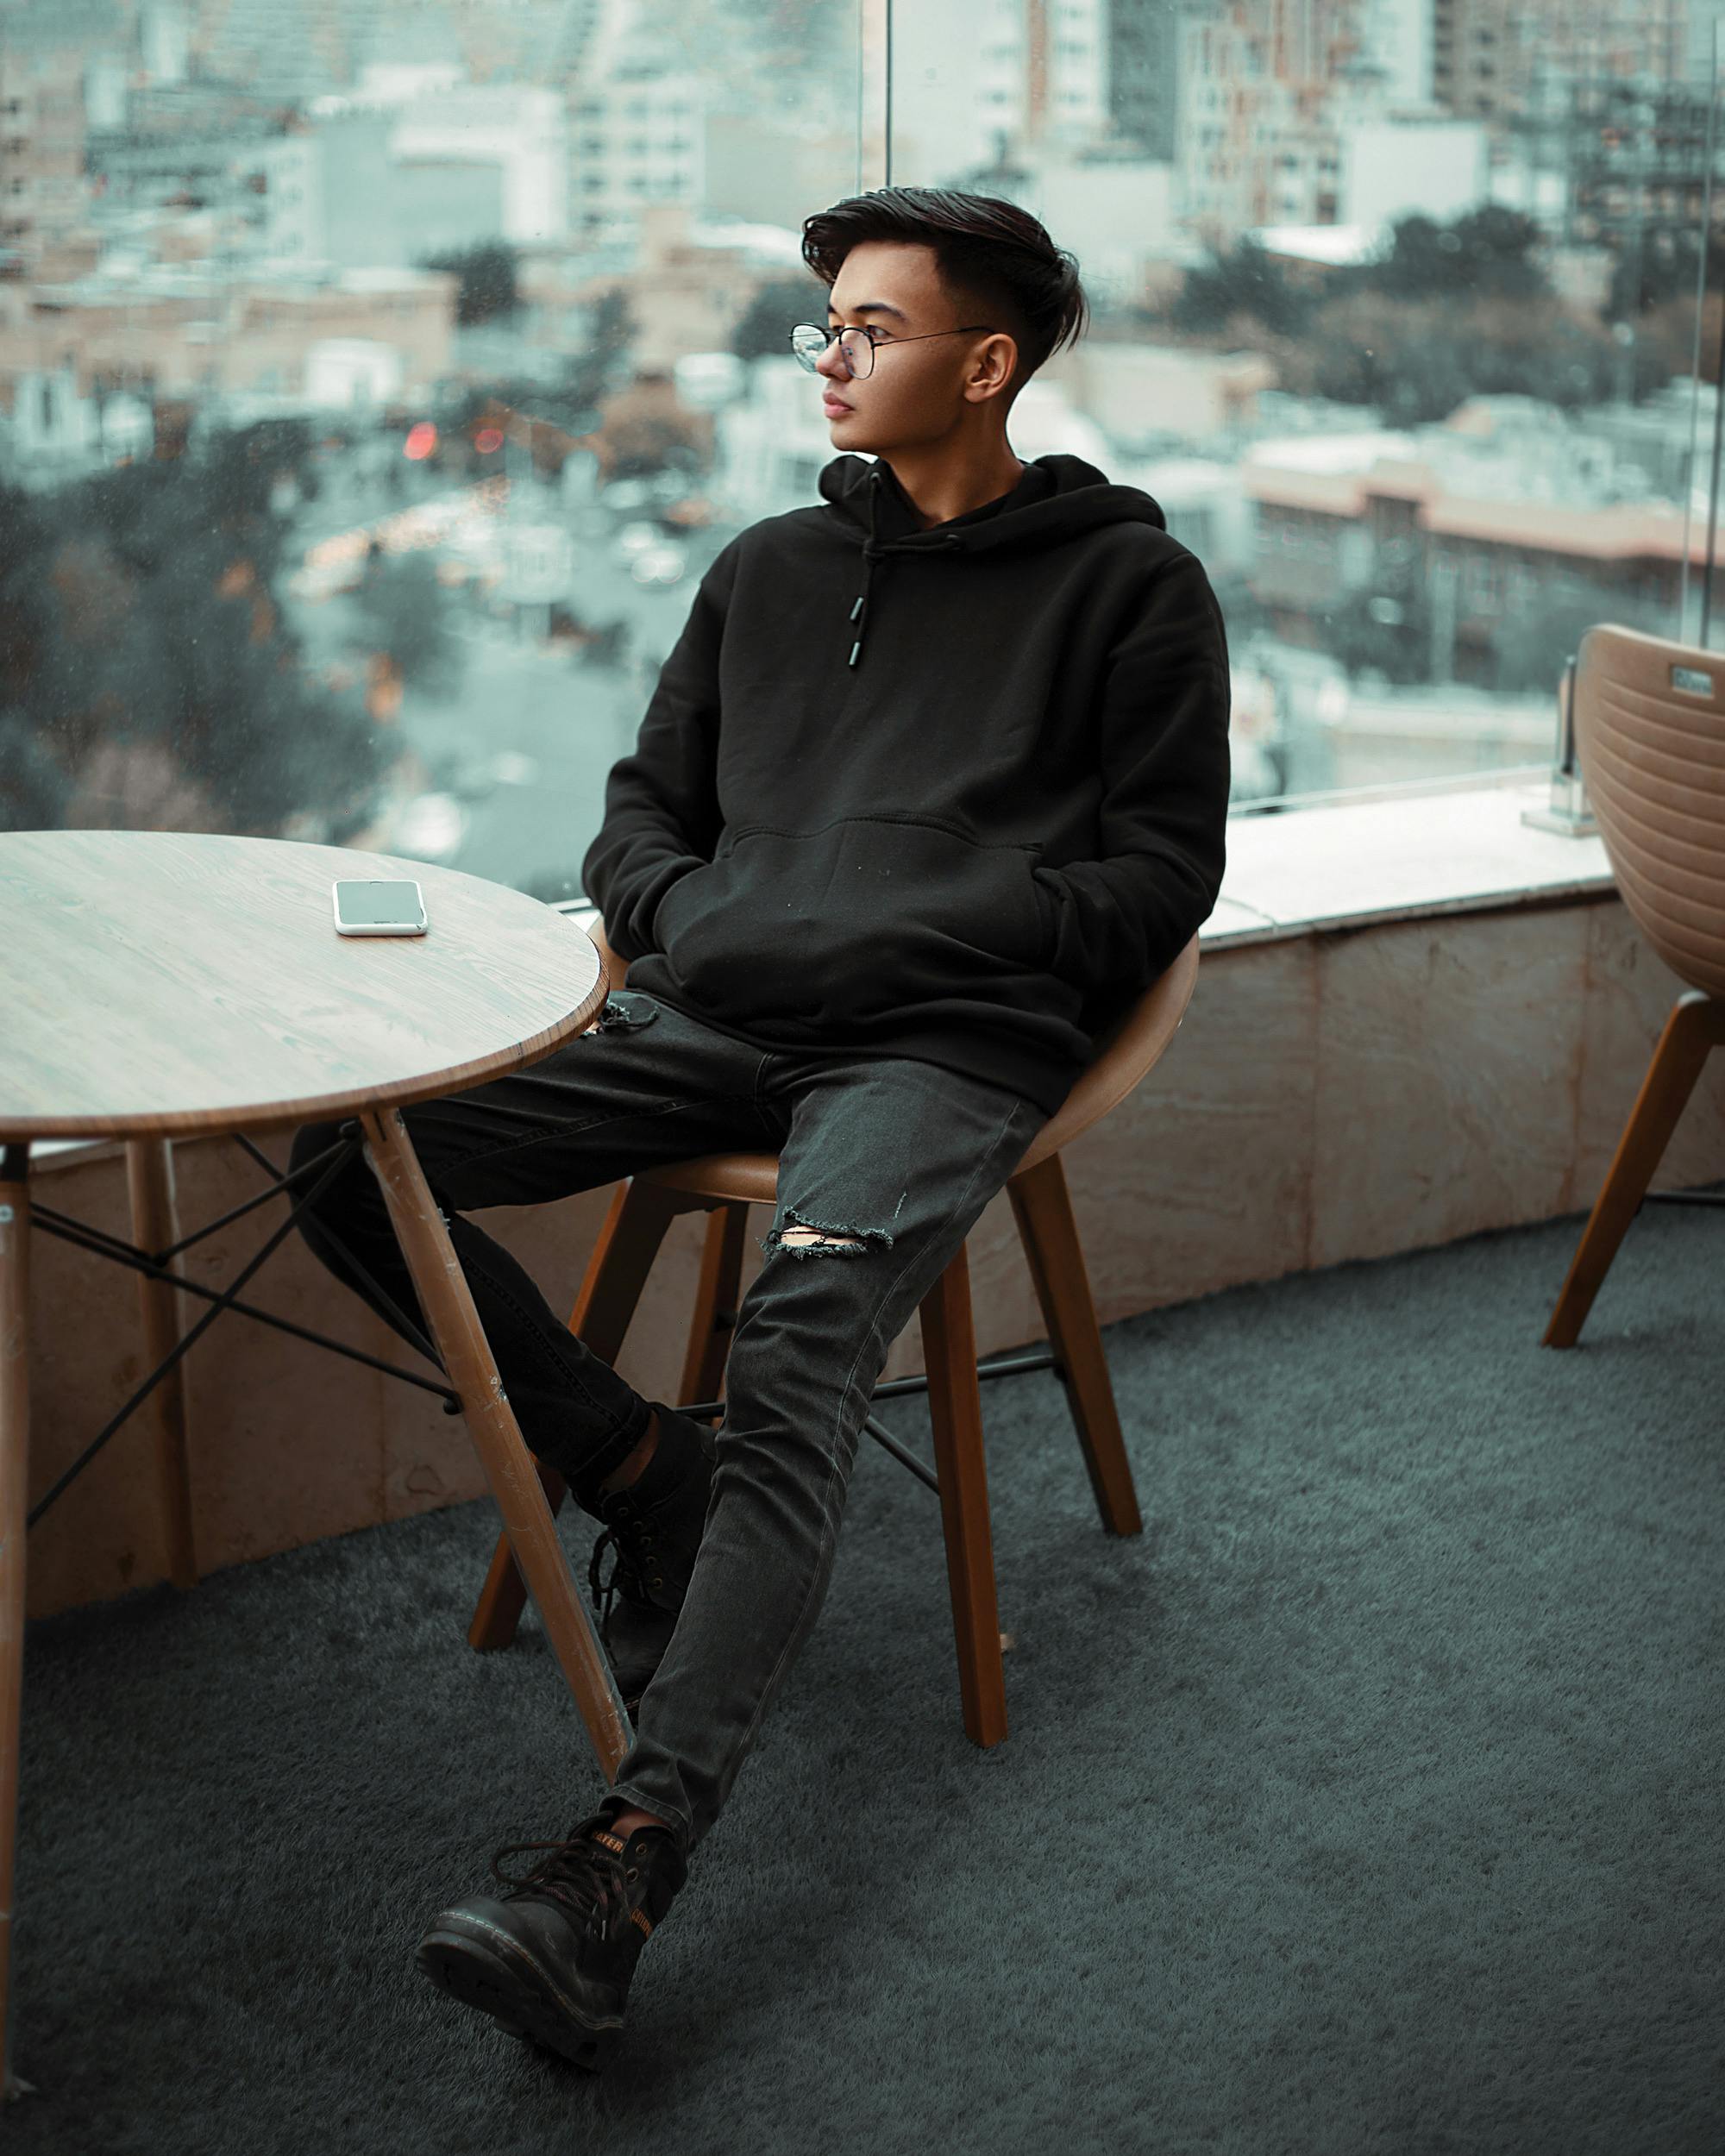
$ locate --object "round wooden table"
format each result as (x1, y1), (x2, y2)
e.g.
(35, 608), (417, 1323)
(0, 828), (629, 2104)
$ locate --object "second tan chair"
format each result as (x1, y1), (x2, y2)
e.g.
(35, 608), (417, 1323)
(1544, 621), (1725, 1346)
(467, 918), (1201, 1746)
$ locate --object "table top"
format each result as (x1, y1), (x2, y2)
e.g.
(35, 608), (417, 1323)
(1, 830), (606, 1140)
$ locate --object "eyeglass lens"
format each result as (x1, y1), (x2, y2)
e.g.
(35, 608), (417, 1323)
(793, 325), (870, 378)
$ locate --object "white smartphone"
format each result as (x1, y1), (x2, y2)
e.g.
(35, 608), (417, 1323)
(332, 878), (428, 937)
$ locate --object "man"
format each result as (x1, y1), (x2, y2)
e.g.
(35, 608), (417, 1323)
(288, 184), (1232, 2072)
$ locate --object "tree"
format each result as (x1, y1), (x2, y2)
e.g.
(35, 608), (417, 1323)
(420, 290), (638, 479)
(1164, 205), (1592, 423)
(1253, 287), (1628, 424)
(558, 285), (637, 416)
(0, 425), (389, 838)
(1325, 580), (1436, 686)
(731, 276), (828, 364)
(349, 543), (467, 702)
(417, 239), (522, 326)
(1603, 225), (1725, 320)
(593, 373), (712, 481)
(1358, 205), (1549, 305)
(1490, 575), (1665, 695)
(0, 706), (72, 829)
(1171, 236), (1314, 338)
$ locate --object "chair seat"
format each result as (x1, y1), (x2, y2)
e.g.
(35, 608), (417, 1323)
(641, 937), (1201, 1205)
(474, 917), (1189, 1747)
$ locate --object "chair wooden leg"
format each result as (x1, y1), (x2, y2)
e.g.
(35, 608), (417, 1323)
(679, 1202), (750, 1425)
(467, 1174), (693, 1651)
(919, 1241), (1009, 1748)
(1544, 989), (1725, 1347)
(359, 1107), (635, 1776)
(124, 1140), (198, 1591)
(1006, 1152), (1143, 1536)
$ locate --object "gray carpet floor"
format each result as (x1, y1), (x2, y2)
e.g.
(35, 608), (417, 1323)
(9, 1194), (1724, 2155)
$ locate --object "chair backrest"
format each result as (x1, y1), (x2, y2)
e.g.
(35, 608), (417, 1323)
(1571, 622), (1725, 1000)
(1012, 934), (1199, 1171)
(558, 903), (1201, 1179)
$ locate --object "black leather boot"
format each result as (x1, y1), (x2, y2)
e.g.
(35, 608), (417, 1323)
(579, 1401), (717, 1714)
(417, 1804), (687, 2071)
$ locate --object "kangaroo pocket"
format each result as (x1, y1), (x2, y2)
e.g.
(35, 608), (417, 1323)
(652, 815), (1053, 1029)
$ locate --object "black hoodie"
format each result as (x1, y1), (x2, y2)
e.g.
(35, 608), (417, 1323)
(580, 450), (1231, 1117)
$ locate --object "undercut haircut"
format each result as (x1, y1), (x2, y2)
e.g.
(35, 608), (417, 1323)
(800, 185), (1088, 398)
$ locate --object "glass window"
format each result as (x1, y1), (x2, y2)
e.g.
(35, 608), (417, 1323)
(0, 11), (862, 896)
(9, 0), (1711, 870)
(888, 3), (1706, 810)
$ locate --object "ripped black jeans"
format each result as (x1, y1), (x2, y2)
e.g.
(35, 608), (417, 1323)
(286, 987), (1049, 1859)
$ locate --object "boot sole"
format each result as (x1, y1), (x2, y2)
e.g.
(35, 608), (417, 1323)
(417, 1913), (622, 2071)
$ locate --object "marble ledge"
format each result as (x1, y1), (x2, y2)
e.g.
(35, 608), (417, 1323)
(1203, 776), (1612, 946)
(24, 777), (1615, 1174)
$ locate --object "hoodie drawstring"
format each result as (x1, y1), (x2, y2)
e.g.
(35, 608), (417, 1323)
(848, 467), (962, 670)
(849, 468), (883, 670)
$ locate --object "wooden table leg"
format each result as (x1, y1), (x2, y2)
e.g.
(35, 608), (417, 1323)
(469, 1175), (697, 1652)
(2, 1148), (39, 2104)
(357, 1106), (632, 1779)
(124, 1140), (198, 1591)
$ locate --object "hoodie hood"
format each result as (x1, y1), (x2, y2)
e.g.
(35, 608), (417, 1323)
(817, 451), (1168, 669)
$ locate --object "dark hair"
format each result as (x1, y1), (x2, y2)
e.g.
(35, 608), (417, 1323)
(800, 186), (1088, 396)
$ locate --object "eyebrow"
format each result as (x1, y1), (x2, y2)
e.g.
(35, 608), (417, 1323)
(826, 300), (910, 326)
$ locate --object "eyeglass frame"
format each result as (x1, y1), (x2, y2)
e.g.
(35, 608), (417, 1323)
(789, 320), (1000, 380)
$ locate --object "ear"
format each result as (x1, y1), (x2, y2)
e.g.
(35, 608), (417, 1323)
(969, 332), (1017, 402)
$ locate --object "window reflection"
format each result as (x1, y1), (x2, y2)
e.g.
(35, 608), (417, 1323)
(894, 0), (1725, 806)
(2, 0), (1721, 872)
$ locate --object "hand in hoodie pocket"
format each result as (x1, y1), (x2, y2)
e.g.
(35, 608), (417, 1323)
(652, 814), (1053, 1028)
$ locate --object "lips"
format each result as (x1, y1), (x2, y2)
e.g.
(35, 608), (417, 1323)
(822, 394), (851, 412)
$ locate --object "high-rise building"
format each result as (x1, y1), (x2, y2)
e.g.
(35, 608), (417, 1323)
(569, 57), (704, 237)
(1432, 2), (1719, 120)
(187, 0), (355, 100)
(0, 0), (110, 272)
(1175, 1), (1380, 240)
(182, 0), (607, 100)
(1106, 0), (1205, 160)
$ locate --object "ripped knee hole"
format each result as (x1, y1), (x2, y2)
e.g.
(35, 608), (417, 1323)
(763, 1205), (894, 1257)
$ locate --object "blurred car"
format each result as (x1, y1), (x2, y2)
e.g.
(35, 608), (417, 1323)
(630, 545), (687, 587)
(614, 521), (665, 561)
(442, 755), (500, 803)
(385, 791), (467, 863)
(1228, 736), (1283, 805)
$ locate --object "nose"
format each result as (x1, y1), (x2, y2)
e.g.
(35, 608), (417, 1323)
(815, 342), (850, 388)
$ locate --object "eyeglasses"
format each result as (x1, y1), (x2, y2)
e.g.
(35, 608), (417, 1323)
(789, 321), (997, 381)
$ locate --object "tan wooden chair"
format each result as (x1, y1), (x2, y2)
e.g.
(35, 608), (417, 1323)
(1544, 622), (1725, 1345)
(467, 917), (1202, 1745)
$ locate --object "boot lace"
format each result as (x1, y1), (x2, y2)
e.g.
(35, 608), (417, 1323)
(489, 1833), (638, 1944)
(586, 1490), (666, 1626)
